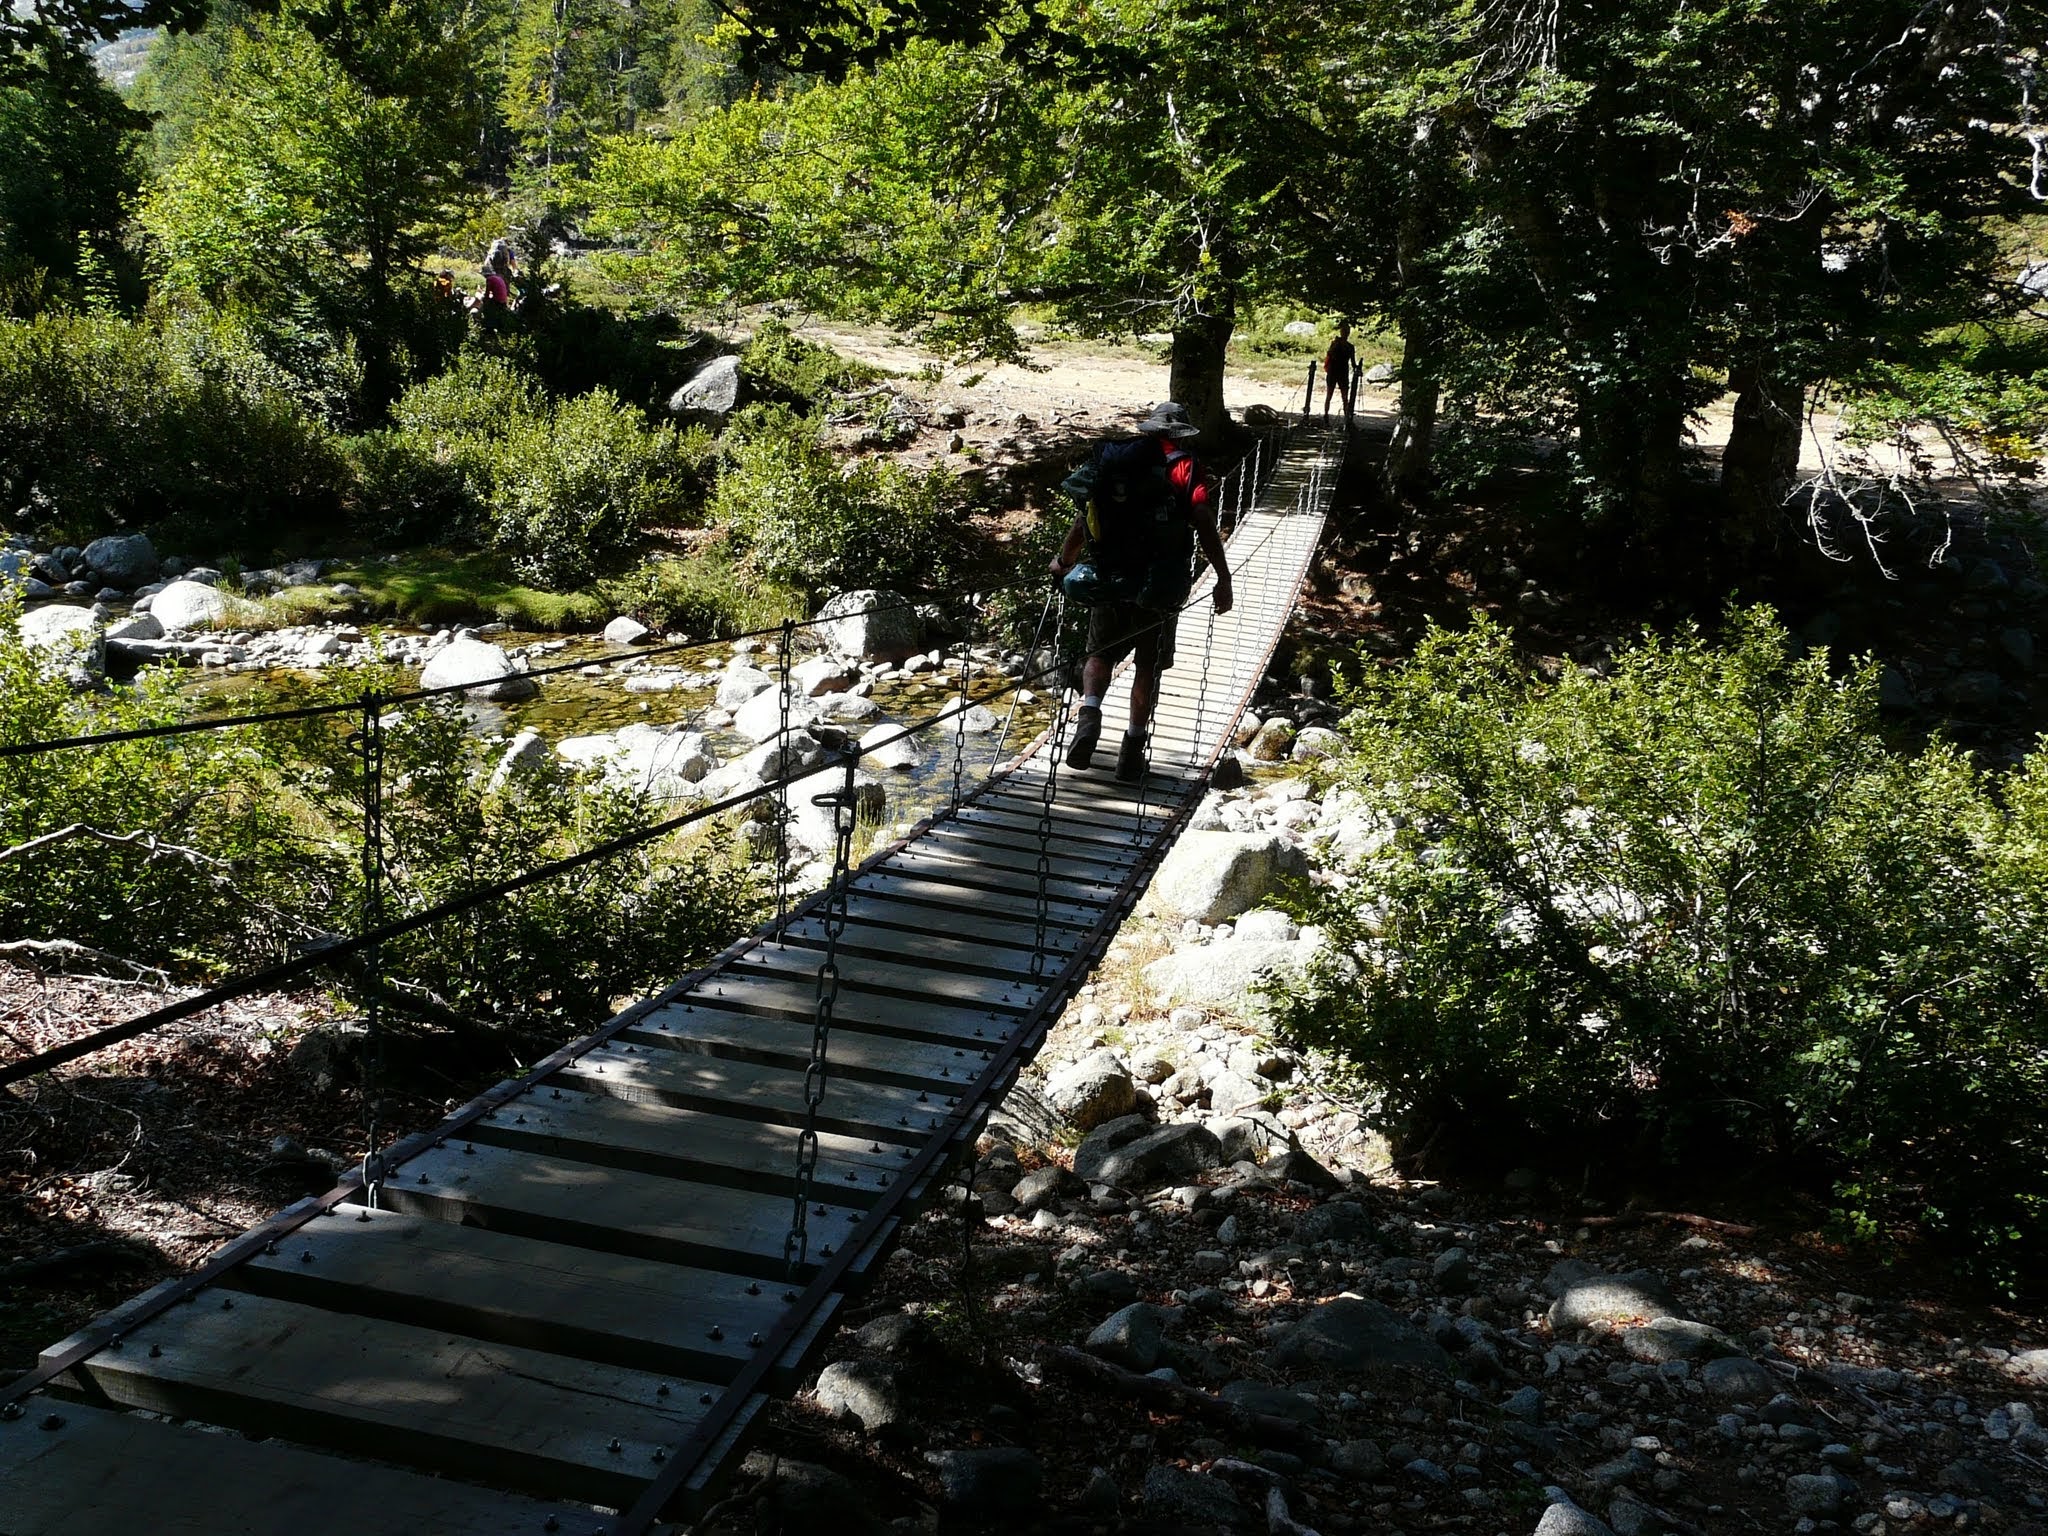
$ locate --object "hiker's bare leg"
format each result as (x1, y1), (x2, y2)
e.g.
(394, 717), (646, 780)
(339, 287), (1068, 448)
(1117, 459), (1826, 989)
(1129, 664), (1159, 730)
(1081, 654), (1111, 700)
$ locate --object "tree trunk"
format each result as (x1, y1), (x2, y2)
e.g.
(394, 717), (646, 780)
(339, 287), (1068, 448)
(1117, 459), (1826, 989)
(1383, 337), (1440, 501)
(1720, 363), (1805, 552)
(1383, 118), (1444, 501)
(1169, 302), (1235, 442)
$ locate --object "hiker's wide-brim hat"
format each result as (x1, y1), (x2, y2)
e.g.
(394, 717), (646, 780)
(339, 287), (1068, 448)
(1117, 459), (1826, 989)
(1137, 402), (1200, 439)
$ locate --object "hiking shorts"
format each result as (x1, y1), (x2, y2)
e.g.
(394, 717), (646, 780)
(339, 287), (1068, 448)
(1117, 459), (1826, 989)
(1085, 601), (1175, 674)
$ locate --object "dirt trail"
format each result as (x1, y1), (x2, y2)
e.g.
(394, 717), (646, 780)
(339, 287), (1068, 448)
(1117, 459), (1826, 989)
(793, 321), (1341, 427)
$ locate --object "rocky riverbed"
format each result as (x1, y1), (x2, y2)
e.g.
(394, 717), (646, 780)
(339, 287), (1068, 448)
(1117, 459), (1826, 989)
(702, 747), (2048, 1536)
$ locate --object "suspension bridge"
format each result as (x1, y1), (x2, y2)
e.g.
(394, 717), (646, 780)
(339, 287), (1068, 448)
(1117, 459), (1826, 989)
(0, 425), (1342, 1534)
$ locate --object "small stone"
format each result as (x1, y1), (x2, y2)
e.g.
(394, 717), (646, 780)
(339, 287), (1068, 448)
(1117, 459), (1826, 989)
(814, 1359), (903, 1431)
(1219, 1380), (1319, 1424)
(1086, 1303), (1164, 1371)
(1329, 1438), (1385, 1477)
(1535, 1500), (1618, 1536)
(930, 1446), (1043, 1513)
(1700, 1356), (1775, 1401)
(1432, 1246), (1476, 1292)
(1785, 1473), (1849, 1519)
(1141, 1465), (1246, 1526)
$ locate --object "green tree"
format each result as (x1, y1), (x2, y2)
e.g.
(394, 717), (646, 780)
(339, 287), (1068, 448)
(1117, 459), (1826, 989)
(0, 43), (144, 312)
(594, 3), (1382, 436)
(139, 0), (480, 413)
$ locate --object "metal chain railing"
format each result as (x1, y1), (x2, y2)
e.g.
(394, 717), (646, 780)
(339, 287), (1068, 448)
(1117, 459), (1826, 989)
(772, 619), (797, 943)
(1030, 597), (1073, 977)
(950, 601), (975, 808)
(783, 746), (859, 1277)
(352, 694), (387, 1212)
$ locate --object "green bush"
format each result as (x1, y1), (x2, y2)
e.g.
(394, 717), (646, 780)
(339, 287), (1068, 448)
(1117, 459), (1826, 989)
(1, 616), (760, 1036)
(0, 309), (347, 550)
(600, 545), (806, 639)
(385, 352), (709, 587)
(0, 598), (322, 973)
(740, 317), (882, 406)
(492, 389), (698, 587)
(260, 666), (762, 1032)
(711, 403), (958, 594)
(1277, 608), (2048, 1293)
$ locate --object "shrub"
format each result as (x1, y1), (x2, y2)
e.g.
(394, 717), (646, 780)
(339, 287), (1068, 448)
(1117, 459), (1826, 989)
(0, 309), (347, 550)
(740, 317), (881, 406)
(0, 619), (760, 1037)
(1276, 608), (2048, 1293)
(0, 598), (324, 973)
(711, 404), (958, 594)
(385, 352), (709, 587)
(492, 389), (698, 587)
(600, 545), (806, 639)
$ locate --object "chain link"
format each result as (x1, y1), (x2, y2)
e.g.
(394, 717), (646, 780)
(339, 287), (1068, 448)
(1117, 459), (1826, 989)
(773, 618), (796, 943)
(355, 695), (386, 1211)
(1031, 597), (1072, 977)
(785, 747), (859, 1278)
(950, 599), (975, 809)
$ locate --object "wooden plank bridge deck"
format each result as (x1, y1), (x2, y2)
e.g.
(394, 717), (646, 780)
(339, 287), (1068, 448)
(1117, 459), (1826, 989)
(0, 428), (1342, 1535)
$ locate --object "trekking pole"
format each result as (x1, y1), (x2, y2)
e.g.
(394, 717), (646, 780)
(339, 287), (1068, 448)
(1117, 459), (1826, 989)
(988, 590), (1057, 777)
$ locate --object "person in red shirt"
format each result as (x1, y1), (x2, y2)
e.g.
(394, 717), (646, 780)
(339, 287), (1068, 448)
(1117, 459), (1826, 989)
(1049, 402), (1234, 781)
(480, 239), (516, 308)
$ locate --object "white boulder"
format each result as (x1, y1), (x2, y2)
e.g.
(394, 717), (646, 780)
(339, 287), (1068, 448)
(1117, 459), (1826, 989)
(716, 665), (776, 710)
(418, 636), (538, 701)
(487, 729), (554, 793)
(792, 656), (859, 697)
(860, 722), (925, 771)
(603, 615), (652, 645)
(733, 686), (820, 743)
(817, 589), (924, 664)
(150, 579), (232, 633)
(1143, 831), (1310, 924)
(17, 604), (100, 658)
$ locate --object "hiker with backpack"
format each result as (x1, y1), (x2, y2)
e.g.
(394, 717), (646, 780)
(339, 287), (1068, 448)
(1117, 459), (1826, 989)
(1047, 402), (1234, 782)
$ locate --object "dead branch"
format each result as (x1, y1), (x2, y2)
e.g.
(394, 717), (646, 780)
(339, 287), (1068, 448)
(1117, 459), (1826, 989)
(0, 821), (228, 870)
(1571, 1211), (1761, 1237)
(0, 1239), (157, 1287)
(1041, 1346), (1321, 1452)
(0, 938), (170, 982)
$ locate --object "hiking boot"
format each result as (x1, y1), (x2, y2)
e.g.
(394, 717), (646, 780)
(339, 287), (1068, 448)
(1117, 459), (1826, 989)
(1066, 705), (1102, 769)
(1114, 731), (1148, 783)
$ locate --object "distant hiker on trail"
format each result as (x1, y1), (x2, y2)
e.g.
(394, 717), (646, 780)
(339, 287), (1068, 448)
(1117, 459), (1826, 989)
(1323, 322), (1357, 423)
(1048, 401), (1234, 783)
(477, 239), (517, 310)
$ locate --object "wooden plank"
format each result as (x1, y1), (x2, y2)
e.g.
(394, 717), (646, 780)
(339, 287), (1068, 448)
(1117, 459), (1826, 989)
(550, 1045), (955, 1141)
(906, 831), (1142, 887)
(829, 894), (1089, 953)
(877, 848), (1119, 908)
(973, 786), (1157, 833)
(0, 1399), (619, 1536)
(721, 942), (1047, 1014)
(233, 1206), (837, 1388)
(630, 991), (1015, 1064)
(660, 967), (1019, 1042)
(54, 1290), (710, 1506)
(374, 1142), (887, 1281)
(467, 1085), (908, 1202)
(946, 804), (1148, 851)
(835, 880), (1096, 939)
(921, 823), (1145, 873)
(772, 911), (1069, 977)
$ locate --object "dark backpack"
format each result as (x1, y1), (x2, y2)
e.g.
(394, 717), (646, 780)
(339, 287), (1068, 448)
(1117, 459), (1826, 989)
(1068, 438), (1195, 609)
